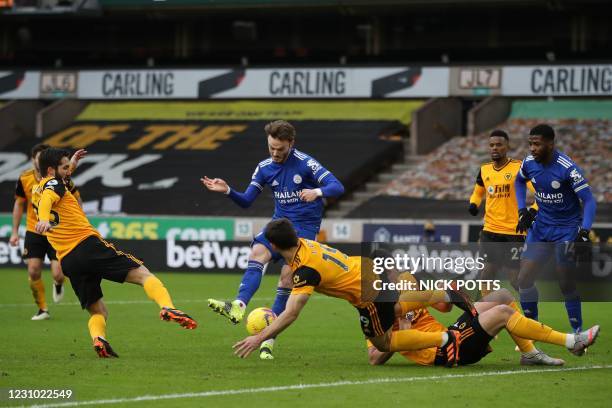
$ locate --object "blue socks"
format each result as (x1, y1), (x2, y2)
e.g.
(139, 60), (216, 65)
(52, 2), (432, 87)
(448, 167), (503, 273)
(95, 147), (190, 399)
(563, 291), (582, 332)
(272, 287), (292, 316)
(519, 285), (539, 321)
(236, 261), (265, 305)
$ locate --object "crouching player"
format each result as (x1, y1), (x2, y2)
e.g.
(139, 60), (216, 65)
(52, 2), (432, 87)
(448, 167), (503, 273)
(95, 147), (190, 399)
(368, 288), (599, 367)
(33, 148), (198, 358)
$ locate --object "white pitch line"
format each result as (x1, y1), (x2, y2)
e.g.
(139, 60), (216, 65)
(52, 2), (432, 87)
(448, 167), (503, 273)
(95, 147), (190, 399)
(4, 365), (612, 408)
(0, 296), (337, 308)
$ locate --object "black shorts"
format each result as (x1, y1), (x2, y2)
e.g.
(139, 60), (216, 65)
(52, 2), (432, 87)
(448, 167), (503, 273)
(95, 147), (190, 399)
(356, 301), (396, 338)
(479, 230), (525, 268)
(447, 311), (493, 365)
(23, 231), (57, 261)
(60, 235), (143, 309)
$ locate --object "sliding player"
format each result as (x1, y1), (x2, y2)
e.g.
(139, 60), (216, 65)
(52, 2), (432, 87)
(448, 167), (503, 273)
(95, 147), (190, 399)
(33, 148), (197, 358)
(367, 289), (589, 367)
(515, 124), (597, 332)
(234, 219), (598, 364)
(469, 130), (537, 296)
(202, 120), (344, 359)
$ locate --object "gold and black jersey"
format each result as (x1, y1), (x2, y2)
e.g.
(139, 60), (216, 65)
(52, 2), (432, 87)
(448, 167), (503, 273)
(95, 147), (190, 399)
(289, 238), (365, 307)
(15, 168), (81, 234)
(31, 176), (98, 260)
(469, 159), (536, 235)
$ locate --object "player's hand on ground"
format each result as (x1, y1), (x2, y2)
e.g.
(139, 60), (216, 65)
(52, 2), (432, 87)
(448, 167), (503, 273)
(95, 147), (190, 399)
(35, 221), (52, 234)
(8, 233), (19, 247)
(299, 189), (320, 202)
(69, 149), (88, 173)
(233, 335), (262, 358)
(201, 176), (229, 193)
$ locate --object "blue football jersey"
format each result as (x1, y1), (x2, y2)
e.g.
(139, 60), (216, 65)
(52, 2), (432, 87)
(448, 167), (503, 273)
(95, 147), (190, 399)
(518, 150), (590, 227)
(250, 149), (331, 225)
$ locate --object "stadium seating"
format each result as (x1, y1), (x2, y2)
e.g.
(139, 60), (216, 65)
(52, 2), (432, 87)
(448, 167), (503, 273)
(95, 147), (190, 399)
(348, 100), (611, 219)
(0, 101), (421, 216)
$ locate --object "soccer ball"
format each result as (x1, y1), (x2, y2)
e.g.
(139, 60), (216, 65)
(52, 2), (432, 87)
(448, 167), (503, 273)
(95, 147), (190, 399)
(245, 307), (277, 335)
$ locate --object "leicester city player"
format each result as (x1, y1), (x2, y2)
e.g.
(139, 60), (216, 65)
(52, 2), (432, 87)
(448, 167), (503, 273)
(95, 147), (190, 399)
(515, 124), (596, 332)
(201, 120), (344, 359)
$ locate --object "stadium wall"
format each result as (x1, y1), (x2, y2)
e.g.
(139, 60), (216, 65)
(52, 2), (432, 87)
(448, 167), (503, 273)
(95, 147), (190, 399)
(1, 214), (610, 272)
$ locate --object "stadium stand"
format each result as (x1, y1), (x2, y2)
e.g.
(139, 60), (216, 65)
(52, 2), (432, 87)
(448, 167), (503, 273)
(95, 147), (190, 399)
(0, 100), (421, 216)
(348, 99), (612, 220)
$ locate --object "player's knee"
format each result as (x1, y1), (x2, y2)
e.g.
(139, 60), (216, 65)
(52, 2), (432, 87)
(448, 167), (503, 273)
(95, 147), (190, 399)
(250, 244), (272, 264)
(494, 304), (515, 320)
(27, 264), (42, 280)
(125, 265), (153, 285)
(497, 288), (515, 304)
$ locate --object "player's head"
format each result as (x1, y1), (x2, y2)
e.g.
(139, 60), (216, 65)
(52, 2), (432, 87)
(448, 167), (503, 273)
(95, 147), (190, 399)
(30, 143), (50, 174)
(265, 120), (295, 163)
(38, 148), (71, 179)
(528, 124), (555, 162)
(265, 218), (299, 251)
(488, 129), (509, 161)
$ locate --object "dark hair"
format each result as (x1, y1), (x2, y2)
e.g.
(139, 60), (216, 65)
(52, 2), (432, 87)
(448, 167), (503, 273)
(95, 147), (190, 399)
(30, 143), (50, 159)
(529, 124), (555, 141)
(489, 129), (509, 141)
(38, 148), (70, 177)
(265, 120), (296, 142)
(264, 218), (299, 250)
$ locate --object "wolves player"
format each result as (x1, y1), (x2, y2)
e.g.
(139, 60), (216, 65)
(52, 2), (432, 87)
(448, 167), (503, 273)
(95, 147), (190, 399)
(9, 144), (83, 320)
(202, 120), (344, 359)
(515, 124), (597, 332)
(233, 219), (599, 362)
(34, 148), (197, 358)
(367, 289), (597, 367)
(468, 130), (537, 296)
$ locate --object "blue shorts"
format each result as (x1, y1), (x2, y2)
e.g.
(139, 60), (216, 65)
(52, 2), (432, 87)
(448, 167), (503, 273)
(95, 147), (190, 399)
(521, 221), (580, 266)
(252, 222), (320, 262)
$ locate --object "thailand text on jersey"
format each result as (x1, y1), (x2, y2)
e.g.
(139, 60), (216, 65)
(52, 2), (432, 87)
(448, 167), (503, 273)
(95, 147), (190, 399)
(31, 176), (98, 260)
(250, 149), (331, 225)
(519, 150), (589, 226)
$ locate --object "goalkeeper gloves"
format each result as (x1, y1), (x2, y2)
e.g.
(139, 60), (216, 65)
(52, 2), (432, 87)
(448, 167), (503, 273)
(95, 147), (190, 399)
(516, 208), (537, 233)
(468, 203), (479, 216)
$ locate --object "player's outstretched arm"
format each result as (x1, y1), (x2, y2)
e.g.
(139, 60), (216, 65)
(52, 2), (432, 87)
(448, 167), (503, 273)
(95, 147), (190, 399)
(68, 149), (87, 175)
(201, 176), (262, 208)
(233, 293), (310, 358)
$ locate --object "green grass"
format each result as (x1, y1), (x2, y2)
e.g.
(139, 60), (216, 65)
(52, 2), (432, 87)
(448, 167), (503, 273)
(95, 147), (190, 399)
(0, 268), (610, 408)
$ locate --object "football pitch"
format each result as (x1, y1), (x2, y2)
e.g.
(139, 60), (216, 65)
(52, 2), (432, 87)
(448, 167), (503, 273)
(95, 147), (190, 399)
(1, 268), (611, 408)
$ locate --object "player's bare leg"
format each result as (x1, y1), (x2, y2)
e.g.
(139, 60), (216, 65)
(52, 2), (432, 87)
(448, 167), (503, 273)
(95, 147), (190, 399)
(87, 298), (117, 358)
(50, 260), (65, 303)
(27, 258), (49, 320)
(208, 243), (272, 324)
(476, 289), (563, 365)
(476, 304), (598, 357)
(125, 265), (197, 330)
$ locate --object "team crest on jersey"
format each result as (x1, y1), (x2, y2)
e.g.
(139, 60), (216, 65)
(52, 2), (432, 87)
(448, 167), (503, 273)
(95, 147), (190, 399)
(271, 180), (279, 187)
(569, 168), (584, 184)
(551, 180), (561, 189)
(306, 159), (321, 173)
(504, 173), (512, 180)
(293, 174), (302, 184)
